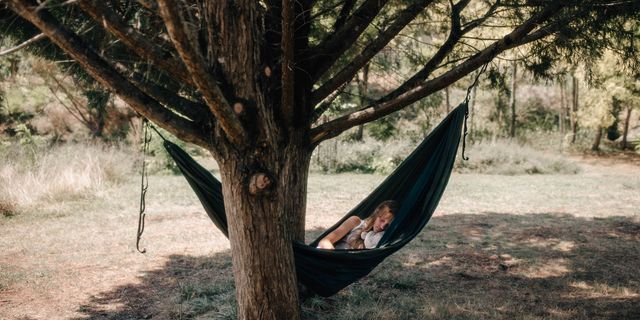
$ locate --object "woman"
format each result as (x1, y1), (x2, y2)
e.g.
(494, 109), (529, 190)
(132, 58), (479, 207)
(317, 200), (398, 250)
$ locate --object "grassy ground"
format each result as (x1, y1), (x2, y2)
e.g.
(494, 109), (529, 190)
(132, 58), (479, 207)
(0, 157), (639, 319)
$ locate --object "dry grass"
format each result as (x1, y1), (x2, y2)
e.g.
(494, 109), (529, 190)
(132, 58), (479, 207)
(0, 142), (135, 216)
(0, 150), (639, 319)
(455, 139), (581, 175)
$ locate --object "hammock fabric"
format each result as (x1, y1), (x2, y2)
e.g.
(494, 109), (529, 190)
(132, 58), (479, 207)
(161, 102), (468, 297)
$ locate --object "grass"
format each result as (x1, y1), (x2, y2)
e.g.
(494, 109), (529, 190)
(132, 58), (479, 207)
(0, 141), (136, 217)
(0, 143), (639, 319)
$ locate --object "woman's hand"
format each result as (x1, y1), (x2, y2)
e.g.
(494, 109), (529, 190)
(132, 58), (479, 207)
(317, 239), (335, 250)
(316, 216), (361, 250)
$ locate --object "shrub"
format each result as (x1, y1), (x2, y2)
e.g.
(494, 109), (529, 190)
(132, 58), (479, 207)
(311, 136), (413, 174)
(312, 135), (581, 176)
(456, 139), (581, 175)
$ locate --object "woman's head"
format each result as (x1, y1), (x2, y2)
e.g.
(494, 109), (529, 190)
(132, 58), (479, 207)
(364, 200), (399, 233)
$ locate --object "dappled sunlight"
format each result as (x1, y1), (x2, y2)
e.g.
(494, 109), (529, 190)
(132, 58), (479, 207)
(2, 164), (639, 319)
(520, 238), (576, 252)
(516, 258), (572, 279)
(569, 281), (640, 299)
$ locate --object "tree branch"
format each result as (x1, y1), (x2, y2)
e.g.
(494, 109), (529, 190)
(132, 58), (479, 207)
(307, 0), (389, 83)
(310, 0), (435, 106)
(136, 0), (158, 13)
(156, 0), (247, 146)
(312, 80), (350, 123)
(0, 32), (45, 56)
(333, 0), (356, 32)
(378, 0), (472, 104)
(120, 66), (211, 121)
(461, 0), (501, 32)
(77, 0), (194, 86)
(310, 2), (566, 144)
(7, 0), (209, 147)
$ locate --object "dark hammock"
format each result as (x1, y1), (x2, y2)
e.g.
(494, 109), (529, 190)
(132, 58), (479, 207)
(161, 102), (467, 297)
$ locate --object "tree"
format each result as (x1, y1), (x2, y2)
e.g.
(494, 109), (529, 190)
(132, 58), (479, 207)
(2, 0), (639, 318)
(578, 50), (639, 152)
(509, 60), (517, 137)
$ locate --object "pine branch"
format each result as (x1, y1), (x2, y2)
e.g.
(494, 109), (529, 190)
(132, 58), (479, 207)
(77, 0), (194, 86)
(310, 2), (566, 145)
(333, 0), (356, 32)
(378, 0), (472, 104)
(0, 32), (45, 56)
(307, 0), (389, 83)
(156, 0), (247, 146)
(310, 0), (435, 107)
(8, 0), (209, 147)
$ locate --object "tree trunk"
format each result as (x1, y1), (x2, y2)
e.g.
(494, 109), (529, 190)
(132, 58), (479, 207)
(509, 61), (517, 138)
(592, 126), (603, 151)
(571, 73), (579, 144)
(559, 75), (566, 135)
(219, 141), (311, 319)
(355, 64), (370, 141)
(621, 106), (632, 149)
(200, 2), (311, 318)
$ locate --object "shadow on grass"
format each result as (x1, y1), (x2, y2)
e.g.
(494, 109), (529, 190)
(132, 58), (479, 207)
(75, 213), (640, 320)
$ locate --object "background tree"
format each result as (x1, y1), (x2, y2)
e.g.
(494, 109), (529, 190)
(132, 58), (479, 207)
(578, 50), (639, 151)
(2, 0), (639, 318)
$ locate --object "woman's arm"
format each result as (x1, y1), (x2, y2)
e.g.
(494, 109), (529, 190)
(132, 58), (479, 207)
(317, 216), (361, 249)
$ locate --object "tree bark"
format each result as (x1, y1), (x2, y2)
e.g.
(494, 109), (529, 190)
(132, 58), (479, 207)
(198, 2), (309, 319)
(621, 106), (632, 149)
(571, 73), (579, 144)
(355, 64), (370, 141)
(559, 75), (566, 135)
(592, 126), (603, 151)
(219, 142), (310, 320)
(509, 61), (517, 138)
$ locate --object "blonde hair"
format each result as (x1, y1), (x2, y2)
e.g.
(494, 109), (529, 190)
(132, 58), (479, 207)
(346, 200), (399, 249)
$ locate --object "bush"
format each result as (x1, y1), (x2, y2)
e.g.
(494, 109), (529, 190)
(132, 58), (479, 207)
(312, 135), (581, 176)
(456, 139), (581, 175)
(311, 136), (413, 174)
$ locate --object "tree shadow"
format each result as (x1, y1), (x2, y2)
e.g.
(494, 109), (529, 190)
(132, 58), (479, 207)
(74, 212), (640, 319)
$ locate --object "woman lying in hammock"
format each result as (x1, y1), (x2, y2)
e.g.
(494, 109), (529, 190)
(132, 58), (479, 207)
(317, 200), (399, 250)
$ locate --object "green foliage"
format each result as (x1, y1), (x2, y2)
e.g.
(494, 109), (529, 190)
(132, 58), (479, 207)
(14, 123), (36, 146)
(519, 97), (557, 132)
(312, 136), (411, 174)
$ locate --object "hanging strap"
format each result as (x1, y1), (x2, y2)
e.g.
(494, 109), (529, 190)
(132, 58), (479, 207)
(461, 61), (490, 160)
(136, 119), (152, 253)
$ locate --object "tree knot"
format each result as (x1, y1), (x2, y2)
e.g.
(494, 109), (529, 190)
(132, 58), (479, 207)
(249, 172), (273, 195)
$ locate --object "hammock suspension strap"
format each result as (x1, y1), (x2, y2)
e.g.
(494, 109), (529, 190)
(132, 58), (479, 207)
(136, 119), (152, 253)
(461, 61), (490, 160)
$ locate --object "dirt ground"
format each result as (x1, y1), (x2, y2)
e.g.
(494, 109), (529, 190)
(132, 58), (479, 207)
(0, 156), (638, 319)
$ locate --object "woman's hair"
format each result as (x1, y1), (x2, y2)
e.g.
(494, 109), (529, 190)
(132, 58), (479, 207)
(362, 200), (399, 233)
(345, 200), (399, 249)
